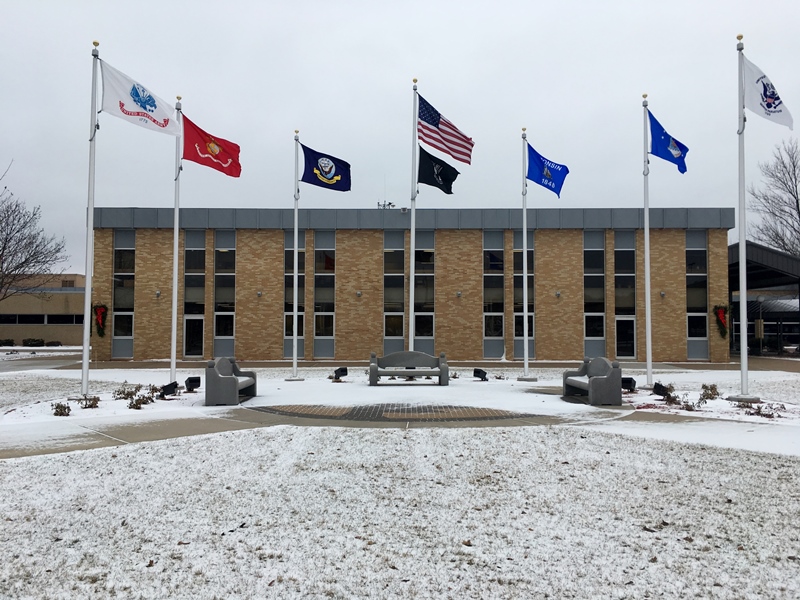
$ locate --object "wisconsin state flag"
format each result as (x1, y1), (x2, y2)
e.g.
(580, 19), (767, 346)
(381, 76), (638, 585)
(182, 115), (241, 177)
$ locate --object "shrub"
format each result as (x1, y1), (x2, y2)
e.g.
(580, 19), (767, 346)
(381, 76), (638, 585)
(700, 383), (720, 401)
(22, 338), (45, 347)
(79, 396), (100, 409)
(0, 339), (14, 346)
(51, 401), (71, 416)
(115, 381), (159, 410)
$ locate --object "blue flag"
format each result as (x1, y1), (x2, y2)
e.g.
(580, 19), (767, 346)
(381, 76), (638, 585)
(300, 144), (351, 191)
(526, 143), (569, 197)
(648, 111), (688, 174)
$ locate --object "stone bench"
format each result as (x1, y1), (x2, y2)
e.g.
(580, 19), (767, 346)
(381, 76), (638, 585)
(205, 357), (257, 406)
(369, 350), (449, 386)
(562, 356), (622, 406)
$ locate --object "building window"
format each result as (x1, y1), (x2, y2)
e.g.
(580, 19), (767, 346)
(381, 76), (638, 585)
(614, 230), (636, 359)
(313, 230), (335, 357)
(584, 231), (605, 355)
(184, 230), (206, 316)
(686, 230), (708, 358)
(112, 230), (135, 356)
(284, 230), (305, 339)
(61, 280), (75, 288)
(483, 230), (504, 358)
(513, 230), (535, 342)
(413, 230), (435, 350)
(384, 231), (405, 347)
(214, 230), (236, 339)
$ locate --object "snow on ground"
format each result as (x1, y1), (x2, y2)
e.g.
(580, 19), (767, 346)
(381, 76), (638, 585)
(1, 364), (800, 598)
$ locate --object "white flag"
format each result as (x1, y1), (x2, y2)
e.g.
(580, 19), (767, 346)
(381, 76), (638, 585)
(100, 61), (179, 135)
(742, 54), (793, 130)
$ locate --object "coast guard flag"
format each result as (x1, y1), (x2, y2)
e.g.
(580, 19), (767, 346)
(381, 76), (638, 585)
(526, 143), (569, 197)
(417, 146), (459, 194)
(182, 116), (242, 177)
(648, 111), (689, 174)
(742, 55), (793, 130)
(300, 144), (351, 191)
(417, 95), (475, 165)
(100, 61), (179, 135)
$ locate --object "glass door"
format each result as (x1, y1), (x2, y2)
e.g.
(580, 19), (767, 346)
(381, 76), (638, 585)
(184, 316), (204, 357)
(615, 317), (636, 359)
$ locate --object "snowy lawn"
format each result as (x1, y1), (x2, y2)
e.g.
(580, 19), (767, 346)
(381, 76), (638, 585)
(1, 365), (800, 598)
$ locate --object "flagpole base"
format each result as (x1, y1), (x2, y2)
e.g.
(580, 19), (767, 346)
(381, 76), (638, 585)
(727, 394), (761, 404)
(517, 376), (538, 382)
(284, 377), (305, 382)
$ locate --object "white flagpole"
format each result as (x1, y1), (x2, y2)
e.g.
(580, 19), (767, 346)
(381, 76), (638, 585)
(169, 97), (182, 385)
(521, 128), (530, 377)
(290, 130), (302, 380)
(642, 94), (654, 387)
(80, 41), (100, 397)
(409, 79), (419, 352)
(735, 34), (754, 399)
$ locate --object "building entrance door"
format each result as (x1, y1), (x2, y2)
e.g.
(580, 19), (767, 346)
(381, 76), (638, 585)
(615, 317), (636, 359)
(184, 316), (204, 357)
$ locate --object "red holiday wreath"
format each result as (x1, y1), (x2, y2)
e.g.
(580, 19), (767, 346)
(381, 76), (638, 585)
(92, 304), (108, 337)
(712, 304), (728, 339)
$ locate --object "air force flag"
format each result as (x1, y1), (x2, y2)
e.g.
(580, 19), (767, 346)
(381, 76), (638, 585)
(300, 144), (351, 192)
(648, 111), (689, 174)
(526, 143), (569, 197)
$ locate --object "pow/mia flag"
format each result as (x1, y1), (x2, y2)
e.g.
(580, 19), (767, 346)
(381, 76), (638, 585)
(417, 145), (459, 195)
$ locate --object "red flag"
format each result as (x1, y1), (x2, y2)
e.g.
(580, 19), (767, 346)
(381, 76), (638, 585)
(182, 115), (241, 177)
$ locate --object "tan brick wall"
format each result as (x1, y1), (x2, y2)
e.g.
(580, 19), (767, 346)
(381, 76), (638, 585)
(535, 230), (584, 360)
(334, 230), (384, 359)
(235, 230), (285, 360)
(132, 230), (174, 360)
(604, 230), (616, 359)
(435, 230), (483, 360)
(649, 229), (687, 362)
(708, 229), (730, 362)
(92, 229), (114, 361)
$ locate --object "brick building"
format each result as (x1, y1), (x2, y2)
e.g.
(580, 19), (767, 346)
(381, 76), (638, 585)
(90, 207), (733, 363)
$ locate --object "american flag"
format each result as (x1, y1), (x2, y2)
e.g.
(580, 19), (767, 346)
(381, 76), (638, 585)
(417, 95), (474, 165)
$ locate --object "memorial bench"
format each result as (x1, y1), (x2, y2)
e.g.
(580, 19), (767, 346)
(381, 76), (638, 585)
(369, 350), (449, 386)
(562, 356), (622, 406)
(205, 357), (257, 406)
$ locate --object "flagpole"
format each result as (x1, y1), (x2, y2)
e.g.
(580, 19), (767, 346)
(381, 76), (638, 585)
(288, 130), (302, 381)
(169, 97), (182, 385)
(409, 79), (419, 352)
(642, 95), (654, 387)
(734, 34), (756, 400)
(521, 128), (530, 377)
(80, 41), (100, 397)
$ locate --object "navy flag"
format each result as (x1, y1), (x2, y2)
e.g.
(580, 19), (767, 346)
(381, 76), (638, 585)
(526, 143), (569, 197)
(300, 144), (351, 191)
(648, 111), (689, 174)
(418, 146), (459, 194)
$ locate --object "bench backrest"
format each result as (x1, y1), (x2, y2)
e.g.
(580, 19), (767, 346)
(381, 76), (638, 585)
(586, 356), (615, 377)
(210, 357), (235, 377)
(376, 351), (440, 368)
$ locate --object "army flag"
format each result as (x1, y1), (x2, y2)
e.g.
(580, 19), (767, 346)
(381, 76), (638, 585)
(99, 60), (179, 135)
(300, 144), (351, 191)
(182, 116), (241, 177)
(417, 146), (459, 194)
(526, 143), (569, 197)
(742, 55), (793, 130)
(648, 111), (689, 174)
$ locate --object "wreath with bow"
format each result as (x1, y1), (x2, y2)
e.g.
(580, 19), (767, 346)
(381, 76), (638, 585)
(712, 304), (728, 339)
(92, 304), (108, 337)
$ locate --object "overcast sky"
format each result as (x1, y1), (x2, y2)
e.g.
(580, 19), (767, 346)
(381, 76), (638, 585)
(2, 1), (798, 272)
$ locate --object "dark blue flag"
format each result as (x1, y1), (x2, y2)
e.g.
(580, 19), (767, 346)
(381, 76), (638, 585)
(300, 144), (351, 191)
(526, 143), (569, 197)
(648, 111), (688, 174)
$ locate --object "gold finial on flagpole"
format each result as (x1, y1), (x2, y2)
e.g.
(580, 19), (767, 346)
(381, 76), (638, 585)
(643, 93), (648, 99)
(413, 78), (417, 84)
(295, 129), (299, 134)
(177, 96), (182, 101)
(522, 127), (526, 132)
(93, 40), (99, 47)
(737, 34), (743, 41)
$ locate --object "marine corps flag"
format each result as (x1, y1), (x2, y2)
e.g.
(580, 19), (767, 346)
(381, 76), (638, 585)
(182, 115), (242, 177)
(417, 146), (459, 194)
(300, 144), (351, 191)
